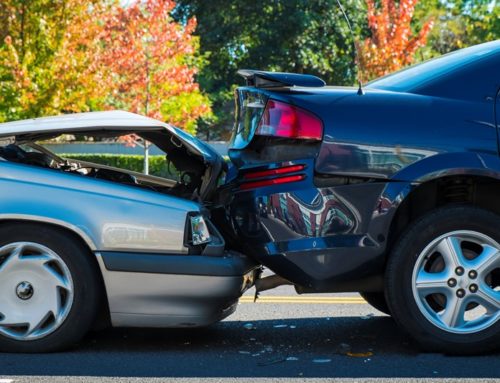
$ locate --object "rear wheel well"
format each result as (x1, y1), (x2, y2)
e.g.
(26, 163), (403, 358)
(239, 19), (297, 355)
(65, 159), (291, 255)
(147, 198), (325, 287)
(387, 175), (500, 257)
(0, 219), (110, 329)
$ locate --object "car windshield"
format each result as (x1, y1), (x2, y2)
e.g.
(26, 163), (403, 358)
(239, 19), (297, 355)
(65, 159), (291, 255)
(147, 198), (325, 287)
(366, 41), (500, 92)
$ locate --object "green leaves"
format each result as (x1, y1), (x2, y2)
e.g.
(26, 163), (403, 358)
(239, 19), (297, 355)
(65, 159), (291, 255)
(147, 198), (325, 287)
(0, 0), (212, 135)
(0, 0), (496, 136)
(175, 0), (368, 138)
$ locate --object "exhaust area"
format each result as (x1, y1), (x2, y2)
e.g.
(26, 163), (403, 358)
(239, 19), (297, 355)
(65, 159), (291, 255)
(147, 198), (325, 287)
(253, 274), (293, 301)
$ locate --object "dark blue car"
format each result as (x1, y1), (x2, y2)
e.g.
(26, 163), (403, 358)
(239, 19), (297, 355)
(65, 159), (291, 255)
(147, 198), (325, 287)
(218, 40), (500, 354)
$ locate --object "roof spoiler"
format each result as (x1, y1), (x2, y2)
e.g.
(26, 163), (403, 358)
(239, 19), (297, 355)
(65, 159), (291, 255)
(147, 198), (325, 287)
(237, 69), (326, 88)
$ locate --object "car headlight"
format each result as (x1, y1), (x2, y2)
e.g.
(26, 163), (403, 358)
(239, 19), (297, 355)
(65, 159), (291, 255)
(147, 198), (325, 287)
(190, 215), (211, 246)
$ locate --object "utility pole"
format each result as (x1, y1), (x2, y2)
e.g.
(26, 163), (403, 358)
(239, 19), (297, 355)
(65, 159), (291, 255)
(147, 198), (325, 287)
(143, 37), (151, 175)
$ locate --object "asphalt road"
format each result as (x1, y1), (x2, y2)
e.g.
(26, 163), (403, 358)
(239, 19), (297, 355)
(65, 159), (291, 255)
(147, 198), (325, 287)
(0, 284), (499, 383)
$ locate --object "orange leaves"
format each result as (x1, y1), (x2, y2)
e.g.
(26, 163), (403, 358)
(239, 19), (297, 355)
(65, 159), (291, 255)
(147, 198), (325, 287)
(0, 0), (210, 131)
(359, 0), (433, 81)
(76, 0), (211, 133)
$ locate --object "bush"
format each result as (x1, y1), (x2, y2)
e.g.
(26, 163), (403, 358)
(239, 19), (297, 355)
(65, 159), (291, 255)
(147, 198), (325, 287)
(60, 154), (178, 179)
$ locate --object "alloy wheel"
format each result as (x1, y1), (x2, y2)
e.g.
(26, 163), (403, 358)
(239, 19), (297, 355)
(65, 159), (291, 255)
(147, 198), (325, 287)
(412, 230), (500, 334)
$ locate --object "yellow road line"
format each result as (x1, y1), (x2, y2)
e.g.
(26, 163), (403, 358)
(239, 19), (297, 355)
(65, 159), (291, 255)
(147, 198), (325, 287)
(239, 296), (366, 304)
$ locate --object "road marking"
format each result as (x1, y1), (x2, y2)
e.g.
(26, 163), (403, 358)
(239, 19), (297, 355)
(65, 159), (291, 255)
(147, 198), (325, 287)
(239, 296), (367, 304)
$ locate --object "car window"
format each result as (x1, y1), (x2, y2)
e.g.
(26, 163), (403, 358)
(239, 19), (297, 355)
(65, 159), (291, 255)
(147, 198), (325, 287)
(367, 41), (500, 93)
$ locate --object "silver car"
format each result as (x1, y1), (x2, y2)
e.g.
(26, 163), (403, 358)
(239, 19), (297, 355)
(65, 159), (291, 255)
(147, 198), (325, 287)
(0, 111), (258, 353)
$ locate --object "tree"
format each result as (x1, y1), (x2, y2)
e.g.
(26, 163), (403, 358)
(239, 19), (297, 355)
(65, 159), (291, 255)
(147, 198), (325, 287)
(0, 0), (212, 137)
(88, 0), (212, 135)
(174, 0), (368, 138)
(415, 0), (499, 59)
(0, 0), (101, 122)
(358, 0), (434, 82)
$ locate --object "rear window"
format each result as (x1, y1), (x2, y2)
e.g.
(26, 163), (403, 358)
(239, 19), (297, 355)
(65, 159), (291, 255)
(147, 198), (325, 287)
(367, 41), (500, 93)
(229, 89), (268, 150)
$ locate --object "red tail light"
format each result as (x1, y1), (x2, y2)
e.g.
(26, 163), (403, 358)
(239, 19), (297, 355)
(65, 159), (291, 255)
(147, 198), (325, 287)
(239, 163), (306, 190)
(243, 164), (305, 180)
(255, 100), (323, 140)
(240, 175), (305, 190)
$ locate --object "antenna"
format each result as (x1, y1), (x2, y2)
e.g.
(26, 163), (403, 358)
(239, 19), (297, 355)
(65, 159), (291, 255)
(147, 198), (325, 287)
(335, 0), (364, 95)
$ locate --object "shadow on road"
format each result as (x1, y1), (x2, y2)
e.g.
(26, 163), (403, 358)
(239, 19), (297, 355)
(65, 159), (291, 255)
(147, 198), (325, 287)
(0, 316), (499, 378)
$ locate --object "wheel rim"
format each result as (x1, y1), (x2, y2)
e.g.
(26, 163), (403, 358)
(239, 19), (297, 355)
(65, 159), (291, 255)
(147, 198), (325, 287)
(0, 242), (74, 341)
(412, 230), (500, 334)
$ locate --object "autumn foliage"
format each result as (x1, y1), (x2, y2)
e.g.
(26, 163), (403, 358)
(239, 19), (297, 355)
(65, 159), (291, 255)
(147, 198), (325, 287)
(0, 1), (100, 121)
(0, 0), (211, 134)
(358, 0), (434, 82)
(89, 0), (211, 133)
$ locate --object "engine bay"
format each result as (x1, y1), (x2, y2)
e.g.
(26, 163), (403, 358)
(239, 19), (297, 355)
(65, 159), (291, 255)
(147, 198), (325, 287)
(0, 142), (209, 200)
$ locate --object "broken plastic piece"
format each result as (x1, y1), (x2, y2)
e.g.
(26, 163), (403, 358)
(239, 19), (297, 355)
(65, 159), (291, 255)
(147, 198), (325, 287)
(346, 351), (373, 358)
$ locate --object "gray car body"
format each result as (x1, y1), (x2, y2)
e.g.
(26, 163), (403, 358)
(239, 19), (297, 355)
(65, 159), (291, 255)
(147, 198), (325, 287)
(0, 111), (256, 328)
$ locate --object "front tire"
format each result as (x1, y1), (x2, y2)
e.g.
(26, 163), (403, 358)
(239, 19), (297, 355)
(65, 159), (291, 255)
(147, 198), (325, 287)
(385, 206), (500, 354)
(0, 223), (101, 352)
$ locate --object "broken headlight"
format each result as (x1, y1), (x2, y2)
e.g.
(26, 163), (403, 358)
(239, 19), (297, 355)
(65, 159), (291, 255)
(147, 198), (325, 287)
(189, 214), (211, 246)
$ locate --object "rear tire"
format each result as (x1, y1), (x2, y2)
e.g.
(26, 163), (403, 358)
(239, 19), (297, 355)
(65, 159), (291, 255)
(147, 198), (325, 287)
(385, 206), (500, 354)
(0, 223), (101, 352)
(360, 292), (391, 315)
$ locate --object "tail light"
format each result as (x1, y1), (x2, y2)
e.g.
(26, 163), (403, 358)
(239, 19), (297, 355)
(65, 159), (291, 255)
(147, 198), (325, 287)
(239, 164), (306, 190)
(243, 164), (305, 180)
(240, 174), (305, 190)
(256, 100), (323, 140)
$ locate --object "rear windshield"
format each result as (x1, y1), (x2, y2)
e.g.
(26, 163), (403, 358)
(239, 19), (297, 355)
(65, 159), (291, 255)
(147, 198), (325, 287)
(366, 41), (500, 92)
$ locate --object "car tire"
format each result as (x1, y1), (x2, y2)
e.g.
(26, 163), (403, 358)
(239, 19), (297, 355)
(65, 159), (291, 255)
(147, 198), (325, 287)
(359, 292), (391, 315)
(0, 223), (101, 353)
(385, 205), (500, 354)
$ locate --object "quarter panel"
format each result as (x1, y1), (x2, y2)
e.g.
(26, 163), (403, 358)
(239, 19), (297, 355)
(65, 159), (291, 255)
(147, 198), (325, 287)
(311, 91), (498, 178)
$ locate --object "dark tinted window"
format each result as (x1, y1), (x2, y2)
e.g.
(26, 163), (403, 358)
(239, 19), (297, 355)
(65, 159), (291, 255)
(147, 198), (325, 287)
(367, 41), (500, 93)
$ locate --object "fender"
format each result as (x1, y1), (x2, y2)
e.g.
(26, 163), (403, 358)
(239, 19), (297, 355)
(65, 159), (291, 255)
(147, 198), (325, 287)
(366, 151), (500, 253)
(0, 213), (97, 250)
(392, 151), (500, 183)
(0, 161), (200, 254)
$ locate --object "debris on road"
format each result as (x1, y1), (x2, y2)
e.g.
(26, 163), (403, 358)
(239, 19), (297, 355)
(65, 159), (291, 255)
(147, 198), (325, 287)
(243, 323), (256, 330)
(312, 358), (332, 363)
(346, 351), (374, 358)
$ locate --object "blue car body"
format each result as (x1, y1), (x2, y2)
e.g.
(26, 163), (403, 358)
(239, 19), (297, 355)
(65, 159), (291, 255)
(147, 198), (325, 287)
(221, 40), (500, 292)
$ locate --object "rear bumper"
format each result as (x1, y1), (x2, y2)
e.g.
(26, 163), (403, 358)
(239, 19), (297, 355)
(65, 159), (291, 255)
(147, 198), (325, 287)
(96, 251), (259, 327)
(222, 159), (395, 292)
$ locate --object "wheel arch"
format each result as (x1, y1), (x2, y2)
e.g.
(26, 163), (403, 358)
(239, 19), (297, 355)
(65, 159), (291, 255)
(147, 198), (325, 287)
(0, 217), (111, 329)
(0, 214), (97, 250)
(386, 173), (500, 260)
